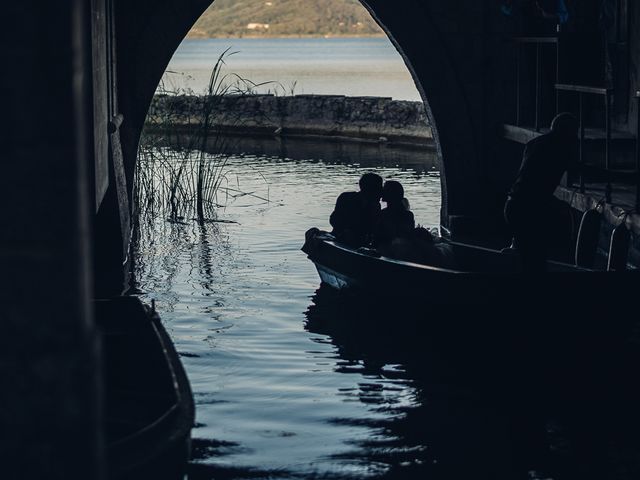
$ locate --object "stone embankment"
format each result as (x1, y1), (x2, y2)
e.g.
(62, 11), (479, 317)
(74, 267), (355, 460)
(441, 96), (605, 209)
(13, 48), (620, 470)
(146, 94), (433, 147)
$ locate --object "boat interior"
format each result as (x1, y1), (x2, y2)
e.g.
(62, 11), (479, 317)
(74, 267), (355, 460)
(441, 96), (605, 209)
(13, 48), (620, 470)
(448, 242), (587, 273)
(95, 297), (187, 479)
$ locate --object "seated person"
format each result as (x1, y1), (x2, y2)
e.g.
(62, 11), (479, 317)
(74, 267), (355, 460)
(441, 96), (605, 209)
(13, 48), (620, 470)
(377, 180), (415, 248)
(329, 172), (383, 246)
(376, 181), (457, 268)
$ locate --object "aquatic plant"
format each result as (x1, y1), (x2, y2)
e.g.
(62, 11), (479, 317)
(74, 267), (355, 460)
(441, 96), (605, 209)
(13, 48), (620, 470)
(134, 49), (275, 226)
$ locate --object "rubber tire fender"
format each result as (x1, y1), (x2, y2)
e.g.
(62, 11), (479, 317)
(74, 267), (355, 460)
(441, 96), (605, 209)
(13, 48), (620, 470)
(607, 222), (631, 271)
(575, 209), (602, 268)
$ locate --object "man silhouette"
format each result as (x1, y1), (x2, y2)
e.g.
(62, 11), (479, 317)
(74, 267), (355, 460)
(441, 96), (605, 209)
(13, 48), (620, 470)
(330, 173), (383, 246)
(504, 112), (578, 270)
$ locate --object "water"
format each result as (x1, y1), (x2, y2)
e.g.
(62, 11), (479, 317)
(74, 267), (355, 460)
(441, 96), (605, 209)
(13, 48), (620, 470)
(132, 138), (558, 479)
(132, 141), (440, 478)
(164, 38), (421, 100)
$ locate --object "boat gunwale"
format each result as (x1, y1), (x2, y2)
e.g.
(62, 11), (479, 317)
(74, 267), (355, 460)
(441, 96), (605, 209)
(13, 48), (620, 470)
(96, 296), (195, 477)
(324, 239), (463, 274)
(321, 238), (595, 276)
(107, 317), (181, 451)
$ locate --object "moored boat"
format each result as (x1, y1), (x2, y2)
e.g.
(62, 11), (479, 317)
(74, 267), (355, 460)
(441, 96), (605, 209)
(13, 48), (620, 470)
(95, 296), (194, 480)
(301, 228), (636, 305)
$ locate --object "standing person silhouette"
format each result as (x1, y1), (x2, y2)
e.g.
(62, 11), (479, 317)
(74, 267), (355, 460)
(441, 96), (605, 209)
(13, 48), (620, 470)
(504, 112), (578, 271)
(329, 173), (383, 246)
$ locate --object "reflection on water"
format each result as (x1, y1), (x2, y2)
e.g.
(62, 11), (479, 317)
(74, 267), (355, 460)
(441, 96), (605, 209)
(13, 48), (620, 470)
(131, 141), (554, 479)
(302, 287), (541, 480)
(173, 133), (439, 175)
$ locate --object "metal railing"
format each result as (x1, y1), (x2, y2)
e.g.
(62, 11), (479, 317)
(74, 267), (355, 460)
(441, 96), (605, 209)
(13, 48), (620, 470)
(555, 84), (640, 210)
(555, 83), (613, 198)
(511, 35), (639, 211)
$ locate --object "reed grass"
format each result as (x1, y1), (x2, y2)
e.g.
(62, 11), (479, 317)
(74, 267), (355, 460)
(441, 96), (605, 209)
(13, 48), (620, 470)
(134, 49), (276, 227)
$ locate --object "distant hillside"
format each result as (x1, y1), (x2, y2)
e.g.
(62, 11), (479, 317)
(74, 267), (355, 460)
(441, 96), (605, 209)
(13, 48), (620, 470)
(187, 0), (384, 38)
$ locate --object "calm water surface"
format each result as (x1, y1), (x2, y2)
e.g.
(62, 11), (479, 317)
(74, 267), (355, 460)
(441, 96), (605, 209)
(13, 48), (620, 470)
(132, 140), (546, 479)
(133, 142), (438, 477)
(165, 38), (421, 100)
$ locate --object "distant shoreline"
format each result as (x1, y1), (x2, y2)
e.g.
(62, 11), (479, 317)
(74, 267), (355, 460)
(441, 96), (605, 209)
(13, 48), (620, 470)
(184, 33), (387, 40)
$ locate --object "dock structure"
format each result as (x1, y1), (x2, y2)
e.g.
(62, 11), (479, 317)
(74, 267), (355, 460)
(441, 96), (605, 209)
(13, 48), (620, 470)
(500, 17), (640, 268)
(2, 1), (640, 479)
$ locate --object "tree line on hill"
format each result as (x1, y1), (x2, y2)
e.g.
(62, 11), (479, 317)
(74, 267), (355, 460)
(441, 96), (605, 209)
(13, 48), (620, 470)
(188, 0), (384, 38)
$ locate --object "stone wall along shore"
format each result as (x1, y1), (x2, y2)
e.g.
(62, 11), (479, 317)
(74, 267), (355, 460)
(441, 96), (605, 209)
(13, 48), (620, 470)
(146, 93), (433, 147)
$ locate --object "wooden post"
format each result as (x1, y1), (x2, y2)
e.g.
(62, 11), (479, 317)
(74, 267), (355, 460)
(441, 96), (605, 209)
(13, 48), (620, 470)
(605, 90), (612, 202)
(516, 44), (521, 126)
(555, 36), (560, 115)
(535, 44), (541, 131)
(579, 92), (585, 192)
(636, 91), (639, 210)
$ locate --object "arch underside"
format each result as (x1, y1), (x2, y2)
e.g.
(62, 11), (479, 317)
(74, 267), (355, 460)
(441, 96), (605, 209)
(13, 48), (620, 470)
(117, 0), (502, 233)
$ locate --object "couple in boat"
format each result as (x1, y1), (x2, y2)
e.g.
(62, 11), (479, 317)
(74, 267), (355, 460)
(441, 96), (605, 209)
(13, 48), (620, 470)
(329, 173), (454, 267)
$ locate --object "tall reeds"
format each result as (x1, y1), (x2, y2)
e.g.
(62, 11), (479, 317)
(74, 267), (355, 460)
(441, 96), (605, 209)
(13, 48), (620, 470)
(134, 49), (274, 227)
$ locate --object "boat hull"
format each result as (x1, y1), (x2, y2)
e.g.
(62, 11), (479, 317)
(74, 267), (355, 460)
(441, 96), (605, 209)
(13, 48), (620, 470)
(95, 297), (194, 480)
(302, 228), (638, 308)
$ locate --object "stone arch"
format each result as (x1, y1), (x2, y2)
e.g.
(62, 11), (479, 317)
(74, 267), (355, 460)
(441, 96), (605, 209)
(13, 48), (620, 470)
(117, 0), (489, 230)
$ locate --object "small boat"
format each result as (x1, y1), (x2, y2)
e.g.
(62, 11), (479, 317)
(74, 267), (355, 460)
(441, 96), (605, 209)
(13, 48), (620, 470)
(301, 228), (636, 305)
(95, 296), (194, 480)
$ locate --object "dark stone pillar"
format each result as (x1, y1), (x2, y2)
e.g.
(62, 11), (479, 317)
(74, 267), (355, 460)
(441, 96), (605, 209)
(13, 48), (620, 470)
(364, 0), (515, 235)
(93, 0), (132, 297)
(116, 0), (213, 199)
(0, 1), (103, 478)
(363, 0), (475, 228)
